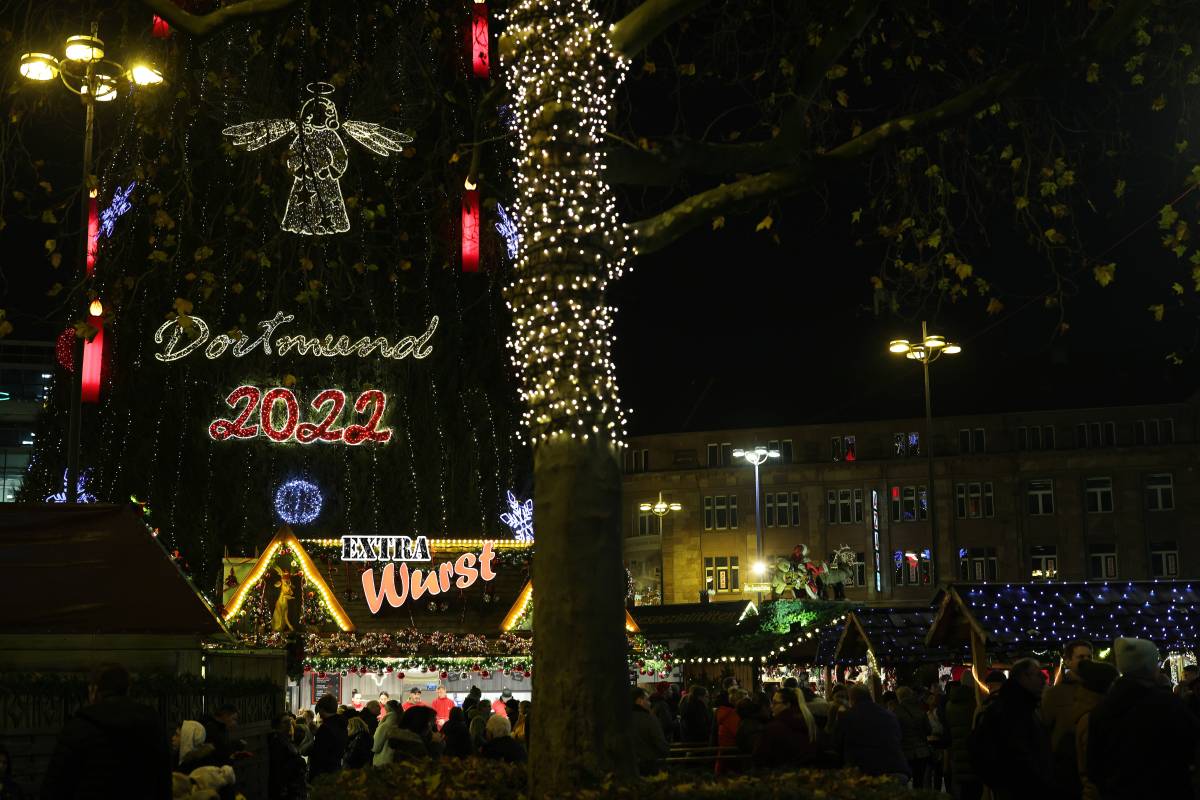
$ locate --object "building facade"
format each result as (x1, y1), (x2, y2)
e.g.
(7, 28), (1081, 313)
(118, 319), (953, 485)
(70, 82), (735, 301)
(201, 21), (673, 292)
(621, 401), (1198, 606)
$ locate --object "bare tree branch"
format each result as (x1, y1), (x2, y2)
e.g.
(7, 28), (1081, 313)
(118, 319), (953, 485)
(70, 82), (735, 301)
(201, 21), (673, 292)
(609, 0), (719, 58)
(137, 0), (300, 37)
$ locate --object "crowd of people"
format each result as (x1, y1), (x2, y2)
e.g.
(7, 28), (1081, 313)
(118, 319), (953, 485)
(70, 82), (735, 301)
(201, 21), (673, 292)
(24, 638), (1200, 798)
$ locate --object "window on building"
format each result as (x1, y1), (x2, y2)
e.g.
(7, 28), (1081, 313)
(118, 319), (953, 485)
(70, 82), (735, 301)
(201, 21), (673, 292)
(1085, 477), (1114, 513)
(765, 493), (776, 528)
(715, 496), (728, 529)
(894, 433), (906, 457)
(625, 448), (649, 473)
(707, 443), (718, 466)
(889, 485), (927, 522)
(893, 432), (921, 457)
(789, 492), (801, 527)
(853, 488), (864, 523)
(958, 547), (999, 582)
(721, 442), (733, 465)
(827, 489), (837, 524)
(1088, 422), (1102, 448)
(1031, 545), (1058, 580)
(844, 552), (867, 587)
(832, 434), (857, 462)
(1146, 473), (1175, 511)
(894, 549), (932, 586)
(729, 495), (738, 528)
(766, 492), (791, 528)
(780, 439), (794, 463)
(1163, 419), (1175, 444)
(907, 432), (920, 456)
(703, 494), (738, 529)
(1134, 420), (1146, 446)
(1027, 479), (1055, 515)
(1088, 545), (1118, 580)
(902, 487), (917, 521)
(704, 496), (713, 530)
(1044, 425), (1056, 449)
(959, 428), (971, 453)
(704, 556), (741, 593)
(1151, 541), (1180, 578)
(1076, 423), (1088, 448)
(1103, 422), (1116, 447)
(838, 489), (853, 524)
(960, 428), (986, 453)
(637, 508), (662, 536)
(955, 482), (995, 518)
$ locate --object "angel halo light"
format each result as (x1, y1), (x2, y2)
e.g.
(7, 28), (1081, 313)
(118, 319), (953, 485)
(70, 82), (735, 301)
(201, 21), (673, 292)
(222, 82), (412, 236)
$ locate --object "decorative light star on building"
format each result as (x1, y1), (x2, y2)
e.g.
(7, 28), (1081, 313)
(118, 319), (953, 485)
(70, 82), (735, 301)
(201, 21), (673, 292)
(222, 82), (413, 236)
(495, 204), (520, 260)
(275, 479), (323, 526)
(46, 468), (96, 503)
(99, 181), (135, 238)
(500, 490), (534, 543)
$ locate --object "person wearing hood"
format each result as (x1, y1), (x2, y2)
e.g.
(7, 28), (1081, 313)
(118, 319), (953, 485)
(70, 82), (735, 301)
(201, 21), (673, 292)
(969, 658), (1053, 800)
(441, 707), (474, 758)
(943, 681), (980, 800)
(386, 706), (444, 761)
(753, 688), (817, 768)
(371, 700), (405, 766)
(1087, 638), (1199, 798)
(1070, 659), (1118, 800)
(41, 663), (172, 800)
(175, 720), (221, 772)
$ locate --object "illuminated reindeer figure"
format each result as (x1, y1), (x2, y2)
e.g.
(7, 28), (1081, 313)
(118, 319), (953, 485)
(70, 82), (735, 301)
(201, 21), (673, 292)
(222, 82), (412, 235)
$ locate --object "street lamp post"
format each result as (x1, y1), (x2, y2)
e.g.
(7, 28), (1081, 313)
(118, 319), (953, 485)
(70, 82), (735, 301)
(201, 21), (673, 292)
(733, 445), (779, 601)
(20, 24), (163, 501)
(639, 491), (682, 605)
(888, 322), (962, 584)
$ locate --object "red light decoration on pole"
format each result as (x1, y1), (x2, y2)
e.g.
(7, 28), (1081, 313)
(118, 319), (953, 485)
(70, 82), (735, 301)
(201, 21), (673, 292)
(462, 182), (480, 273)
(151, 15), (171, 38)
(81, 192), (103, 403)
(470, 3), (490, 78)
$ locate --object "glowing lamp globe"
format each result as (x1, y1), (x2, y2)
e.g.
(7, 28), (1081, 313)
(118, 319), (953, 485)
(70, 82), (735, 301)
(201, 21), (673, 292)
(274, 479), (323, 525)
(19, 53), (59, 81)
(129, 64), (163, 86)
(64, 34), (104, 63)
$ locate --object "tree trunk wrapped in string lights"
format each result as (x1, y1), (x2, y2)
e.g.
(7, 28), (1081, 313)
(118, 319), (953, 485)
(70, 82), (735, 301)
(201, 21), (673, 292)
(501, 0), (635, 792)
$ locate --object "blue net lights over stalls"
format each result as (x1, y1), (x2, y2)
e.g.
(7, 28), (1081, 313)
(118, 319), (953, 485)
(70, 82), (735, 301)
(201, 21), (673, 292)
(275, 479), (323, 525)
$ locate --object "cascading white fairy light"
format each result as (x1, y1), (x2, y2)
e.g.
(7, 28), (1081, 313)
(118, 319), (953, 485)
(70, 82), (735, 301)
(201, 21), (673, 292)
(501, 0), (630, 445)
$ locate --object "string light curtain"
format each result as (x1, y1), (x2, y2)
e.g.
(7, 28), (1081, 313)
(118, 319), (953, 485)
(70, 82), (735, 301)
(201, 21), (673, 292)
(501, 0), (630, 444)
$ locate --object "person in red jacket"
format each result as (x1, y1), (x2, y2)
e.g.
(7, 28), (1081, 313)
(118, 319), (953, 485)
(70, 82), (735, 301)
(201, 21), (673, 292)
(714, 688), (746, 774)
(431, 685), (456, 730)
(491, 689), (513, 718)
(402, 687), (428, 711)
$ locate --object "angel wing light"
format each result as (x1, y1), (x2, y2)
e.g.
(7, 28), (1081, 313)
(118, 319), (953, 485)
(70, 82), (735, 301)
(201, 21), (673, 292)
(221, 82), (413, 236)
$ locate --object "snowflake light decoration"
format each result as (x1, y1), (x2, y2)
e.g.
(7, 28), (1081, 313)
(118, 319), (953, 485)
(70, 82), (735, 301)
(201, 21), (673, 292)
(275, 479), (323, 526)
(46, 468), (97, 503)
(495, 203), (520, 260)
(222, 82), (412, 236)
(500, 490), (534, 543)
(100, 182), (136, 238)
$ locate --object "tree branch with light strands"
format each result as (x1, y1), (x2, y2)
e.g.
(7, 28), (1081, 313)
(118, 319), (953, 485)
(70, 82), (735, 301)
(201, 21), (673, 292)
(136, 0), (301, 37)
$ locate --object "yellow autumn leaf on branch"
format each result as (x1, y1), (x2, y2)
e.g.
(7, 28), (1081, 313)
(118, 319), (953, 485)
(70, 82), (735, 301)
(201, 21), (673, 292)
(173, 297), (194, 316)
(954, 262), (973, 280)
(870, 276), (883, 289)
(836, 90), (849, 107)
(755, 215), (773, 232)
(1173, 282), (1184, 295)
(712, 216), (725, 230)
(678, 63), (696, 76)
(986, 297), (1004, 315)
(1093, 263), (1116, 287)
(1149, 304), (1164, 321)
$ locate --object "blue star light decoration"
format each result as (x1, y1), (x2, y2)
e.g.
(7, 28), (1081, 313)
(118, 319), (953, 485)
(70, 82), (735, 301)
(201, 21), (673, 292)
(495, 204), (521, 261)
(275, 479), (323, 526)
(500, 490), (534, 543)
(46, 468), (97, 503)
(100, 182), (136, 238)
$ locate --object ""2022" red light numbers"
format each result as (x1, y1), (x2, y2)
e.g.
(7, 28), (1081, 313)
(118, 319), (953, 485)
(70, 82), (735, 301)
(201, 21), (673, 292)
(208, 386), (392, 445)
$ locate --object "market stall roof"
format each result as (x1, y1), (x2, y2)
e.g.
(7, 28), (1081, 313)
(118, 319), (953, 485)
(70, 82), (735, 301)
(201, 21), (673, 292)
(833, 607), (962, 665)
(0, 504), (229, 636)
(502, 580), (640, 633)
(927, 581), (1200, 656)
(628, 601), (756, 638)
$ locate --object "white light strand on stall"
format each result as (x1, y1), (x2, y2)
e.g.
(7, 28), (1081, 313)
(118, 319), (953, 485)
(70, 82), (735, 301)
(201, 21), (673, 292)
(500, 0), (629, 445)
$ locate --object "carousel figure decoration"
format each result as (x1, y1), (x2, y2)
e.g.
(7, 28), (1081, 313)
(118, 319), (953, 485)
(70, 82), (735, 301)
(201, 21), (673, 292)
(222, 82), (412, 235)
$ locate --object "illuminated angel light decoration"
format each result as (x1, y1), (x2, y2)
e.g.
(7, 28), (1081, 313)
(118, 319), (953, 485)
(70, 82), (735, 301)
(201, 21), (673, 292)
(100, 181), (135, 238)
(501, 0), (630, 444)
(274, 479), (323, 525)
(495, 203), (520, 260)
(500, 490), (534, 543)
(222, 82), (413, 236)
(46, 468), (97, 503)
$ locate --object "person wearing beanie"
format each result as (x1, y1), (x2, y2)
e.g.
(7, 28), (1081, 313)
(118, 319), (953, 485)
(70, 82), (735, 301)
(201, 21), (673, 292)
(1087, 638), (1199, 799)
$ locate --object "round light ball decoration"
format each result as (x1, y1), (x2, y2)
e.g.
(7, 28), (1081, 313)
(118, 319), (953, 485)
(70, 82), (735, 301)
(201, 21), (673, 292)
(274, 479), (323, 526)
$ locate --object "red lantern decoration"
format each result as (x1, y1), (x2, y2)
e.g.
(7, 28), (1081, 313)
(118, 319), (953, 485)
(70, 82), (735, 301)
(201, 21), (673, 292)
(152, 14), (171, 38)
(81, 193), (103, 404)
(524, 670), (531, 678)
(440, 671), (449, 680)
(396, 672), (405, 679)
(481, 670), (490, 679)
(461, 186), (480, 273)
(470, 3), (490, 79)
(349, 667), (358, 675)
(385, 666), (394, 673)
